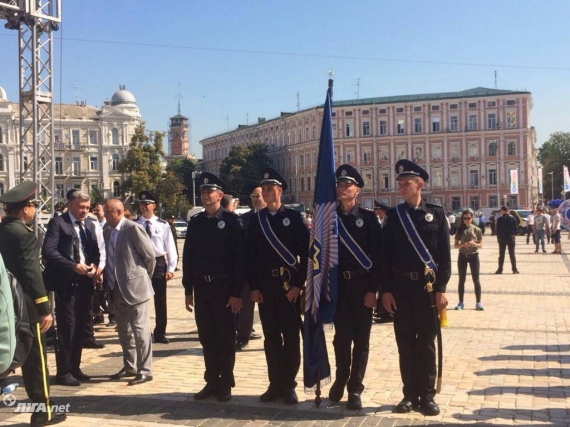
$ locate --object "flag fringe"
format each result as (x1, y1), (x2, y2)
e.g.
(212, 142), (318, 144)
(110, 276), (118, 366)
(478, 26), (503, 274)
(303, 375), (331, 394)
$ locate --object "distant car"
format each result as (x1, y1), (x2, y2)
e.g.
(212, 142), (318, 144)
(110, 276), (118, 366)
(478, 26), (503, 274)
(174, 220), (188, 238)
(510, 209), (532, 235)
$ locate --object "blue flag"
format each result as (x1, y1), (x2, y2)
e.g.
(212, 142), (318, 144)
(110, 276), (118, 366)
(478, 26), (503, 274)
(303, 79), (338, 391)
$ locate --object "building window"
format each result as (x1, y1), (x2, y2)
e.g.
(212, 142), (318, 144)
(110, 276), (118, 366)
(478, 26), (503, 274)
(0, 183), (3, 196)
(487, 113), (496, 130)
(112, 154), (120, 171)
(468, 115), (477, 131)
(89, 130), (98, 145)
(506, 100), (515, 106)
(299, 154), (304, 167)
(469, 170), (479, 187)
(379, 108), (387, 114)
(56, 184), (64, 200)
(112, 128), (119, 145)
(0, 129), (3, 144)
(72, 130), (80, 145)
(345, 111), (353, 116)
(346, 149), (353, 162)
(362, 110), (369, 115)
(307, 175), (311, 192)
(488, 142), (498, 156)
(432, 117), (440, 132)
(90, 156), (98, 171)
(431, 105), (440, 111)
(449, 104), (458, 110)
(362, 121), (370, 136)
(301, 177), (305, 192)
(397, 119), (405, 134)
(450, 170), (460, 187)
(345, 123), (353, 137)
(508, 141), (516, 155)
(364, 172), (372, 188)
(362, 148), (371, 164)
(449, 116), (458, 131)
(414, 106), (422, 112)
(451, 197), (461, 210)
(468, 102), (477, 108)
(507, 112), (516, 129)
(469, 196), (480, 211)
(380, 172), (389, 189)
(414, 118), (422, 134)
(489, 195), (498, 208)
(0, 154), (3, 171)
(488, 169), (497, 185)
(379, 120), (387, 135)
(396, 107), (404, 113)
(72, 157), (80, 176)
(55, 157), (63, 175)
(487, 101), (496, 107)
(432, 169), (443, 187)
(112, 181), (121, 197)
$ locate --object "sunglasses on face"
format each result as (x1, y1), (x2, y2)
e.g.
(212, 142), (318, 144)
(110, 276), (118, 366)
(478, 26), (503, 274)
(462, 216), (472, 220)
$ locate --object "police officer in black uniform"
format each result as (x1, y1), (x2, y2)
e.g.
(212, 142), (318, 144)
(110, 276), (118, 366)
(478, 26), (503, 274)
(183, 172), (246, 402)
(380, 159), (451, 416)
(246, 168), (310, 405)
(328, 165), (381, 410)
(0, 182), (66, 427)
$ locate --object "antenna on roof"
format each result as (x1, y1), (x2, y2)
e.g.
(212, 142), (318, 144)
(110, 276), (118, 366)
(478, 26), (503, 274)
(353, 78), (361, 100)
(494, 71), (497, 89)
(176, 82), (183, 115)
(296, 90), (300, 112)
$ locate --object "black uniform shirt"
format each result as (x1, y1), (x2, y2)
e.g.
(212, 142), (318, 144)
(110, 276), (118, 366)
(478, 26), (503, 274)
(496, 213), (517, 242)
(379, 200), (451, 293)
(246, 205), (310, 291)
(182, 207), (246, 298)
(337, 204), (382, 294)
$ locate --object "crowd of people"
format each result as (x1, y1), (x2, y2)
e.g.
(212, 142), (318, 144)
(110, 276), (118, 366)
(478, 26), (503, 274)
(1, 158), (567, 426)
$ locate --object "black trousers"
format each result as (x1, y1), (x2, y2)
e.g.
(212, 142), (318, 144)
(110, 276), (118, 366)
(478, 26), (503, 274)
(54, 284), (92, 377)
(457, 253), (482, 303)
(235, 282), (255, 343)
(195, 291), (236, 388)
(258, 280), (301, 390)
(333, 280), (373, 394)
(497, 237), (517, 272)
(151, 257), (168, 338)
(22, 322), (55, 425)
(393, 278), (437, 401)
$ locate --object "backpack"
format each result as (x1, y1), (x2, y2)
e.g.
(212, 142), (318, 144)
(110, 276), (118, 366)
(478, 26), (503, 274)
(0, 270), (34, 379)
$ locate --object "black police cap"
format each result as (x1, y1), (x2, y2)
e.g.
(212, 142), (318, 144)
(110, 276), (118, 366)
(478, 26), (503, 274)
(395, 159), (429, 182)
(0, 181), (37, 205)
(200, 172), (227, 192)
(66, 189), (78, 200)
(374, 200), (390, 211)
(335, 164), (364, 188)
(260, 168), (288, 191)
(139, 190), (159, 204)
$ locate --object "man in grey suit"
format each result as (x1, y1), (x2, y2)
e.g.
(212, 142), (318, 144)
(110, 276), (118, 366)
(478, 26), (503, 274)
(103, 199), (156, 386)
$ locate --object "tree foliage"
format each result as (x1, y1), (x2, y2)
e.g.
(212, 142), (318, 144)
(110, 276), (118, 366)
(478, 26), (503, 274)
(119, 125), (166, 198)
(219, 142), (272, 196)
(538, 132), (570, 200)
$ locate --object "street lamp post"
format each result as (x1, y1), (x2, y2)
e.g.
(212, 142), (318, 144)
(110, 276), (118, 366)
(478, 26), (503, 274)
(191, 171), (201, 207)
(548, 171), (554, 201)
(492, 139), (500, 207)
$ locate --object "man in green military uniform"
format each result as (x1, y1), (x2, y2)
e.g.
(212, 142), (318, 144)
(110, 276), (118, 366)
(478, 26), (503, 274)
(0, 181), (66, 427)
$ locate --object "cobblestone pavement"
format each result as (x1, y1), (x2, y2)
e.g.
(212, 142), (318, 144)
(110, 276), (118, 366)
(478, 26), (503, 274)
(1, 235), (570, 426)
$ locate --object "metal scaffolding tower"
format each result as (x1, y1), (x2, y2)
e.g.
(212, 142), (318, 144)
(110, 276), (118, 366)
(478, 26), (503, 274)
(0, 0), (61, 232)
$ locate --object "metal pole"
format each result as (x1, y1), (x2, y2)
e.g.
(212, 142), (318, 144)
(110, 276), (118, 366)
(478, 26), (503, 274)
(548, 171), (554, 201)
(494, 140), (500, 207)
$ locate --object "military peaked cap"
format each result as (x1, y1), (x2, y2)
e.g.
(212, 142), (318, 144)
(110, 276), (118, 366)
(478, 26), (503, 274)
(200, 172), (227, 192)
(139, 190), (159, 204)
(395, 159), (429, 182)
(335, 164), (364, 188)
(260, 168), (287, 191)
(0, 181), (37, 205)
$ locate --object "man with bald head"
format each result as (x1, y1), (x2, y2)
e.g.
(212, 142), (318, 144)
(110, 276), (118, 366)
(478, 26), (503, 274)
(103, 199), (156, 386)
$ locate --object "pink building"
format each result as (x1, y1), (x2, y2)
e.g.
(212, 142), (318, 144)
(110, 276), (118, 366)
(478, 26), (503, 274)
(201, 87), (537, 211)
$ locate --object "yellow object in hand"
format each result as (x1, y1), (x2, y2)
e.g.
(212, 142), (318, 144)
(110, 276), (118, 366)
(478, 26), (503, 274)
(439, 308), (449, 328)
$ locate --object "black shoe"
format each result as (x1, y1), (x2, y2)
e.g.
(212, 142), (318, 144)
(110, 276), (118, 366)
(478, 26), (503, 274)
(194, 383), (218, 400)
(260, 386), (281, 402)
(72, 370), (91, 381)
(128, 374), (153, 386)
(217, 387), (232, 402)
(235, 341), (248, 351)
(109, 367), (137, 380)
(421, 399), (440, 416)
(513, 269), (520, 274)
(56, 375), (81, 387)
(346, 393), (362, 410)
(494, 270), (503, 274)
(328, 380), (345, 403)
(395, 397), (419, 413)
(30, 413), (67, 427)
(249, 332), (262, 340)
(107, 319), (117, 327)
(93, 315), (104, 324)
(153, 336), (170, 344)
(282, 388), (298, 405)
(83, 340), (105, 349)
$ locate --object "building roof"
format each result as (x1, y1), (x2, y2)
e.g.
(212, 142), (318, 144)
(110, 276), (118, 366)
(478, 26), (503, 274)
(333, 87), (530, 107)
(12, 103), (99, 120)
(0, 86), (7, 101)
(111, 86), (136, 106)
(170, 114), (188, 120)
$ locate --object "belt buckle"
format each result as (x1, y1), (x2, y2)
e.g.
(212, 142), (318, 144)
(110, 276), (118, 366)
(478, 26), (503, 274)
(343, 271), (351, 280)
(204, 275), (211, 283)
(271, 269), (280, 277)
(410, 272), (418, 280)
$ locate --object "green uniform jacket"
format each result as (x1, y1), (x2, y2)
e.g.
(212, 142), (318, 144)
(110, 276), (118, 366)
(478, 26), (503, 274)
(0, 217), (50, 323)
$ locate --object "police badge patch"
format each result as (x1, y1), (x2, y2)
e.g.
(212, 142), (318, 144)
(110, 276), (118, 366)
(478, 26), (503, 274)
(283, 218), (291, 226)
(356, 218), (364, 227)
(218, 220), (225, 229)
(425, 213), (434, 222)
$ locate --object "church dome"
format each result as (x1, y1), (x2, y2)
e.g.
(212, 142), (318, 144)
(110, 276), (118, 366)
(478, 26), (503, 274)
(0, 86), (7, 101)
(110, 85), (136, 106)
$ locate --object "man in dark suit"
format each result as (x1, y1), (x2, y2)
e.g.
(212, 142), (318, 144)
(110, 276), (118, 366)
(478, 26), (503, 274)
(105, 199), (156, 385)
(495, 206), (519, 274)
(42, 191), (105, 386)
(0, 181), (66, 427)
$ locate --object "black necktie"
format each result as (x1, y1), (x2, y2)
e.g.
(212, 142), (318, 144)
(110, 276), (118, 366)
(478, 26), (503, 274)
(145, 220), (152, 239)
(76, 221), (88, 257)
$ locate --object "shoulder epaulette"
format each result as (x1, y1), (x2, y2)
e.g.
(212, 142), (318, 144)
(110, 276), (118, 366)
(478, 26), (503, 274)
(191, 212), (201, 219)
(157, 218), (167, 224)
(426, 202), (443, 208)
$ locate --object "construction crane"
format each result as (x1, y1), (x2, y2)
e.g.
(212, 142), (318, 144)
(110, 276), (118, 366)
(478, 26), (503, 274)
(0, 0), (61, 233)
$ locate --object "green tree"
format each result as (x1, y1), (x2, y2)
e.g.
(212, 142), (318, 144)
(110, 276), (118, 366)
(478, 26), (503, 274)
(89, 186), (104, 204)
(219, 142), (271, 196)
(155, 170), (191, 218)
(119, 125), (166, 198)
(538, 132), (570, 200)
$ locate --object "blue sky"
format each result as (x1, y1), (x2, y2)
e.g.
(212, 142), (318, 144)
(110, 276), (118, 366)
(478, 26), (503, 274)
(1, 0), (569, 158)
